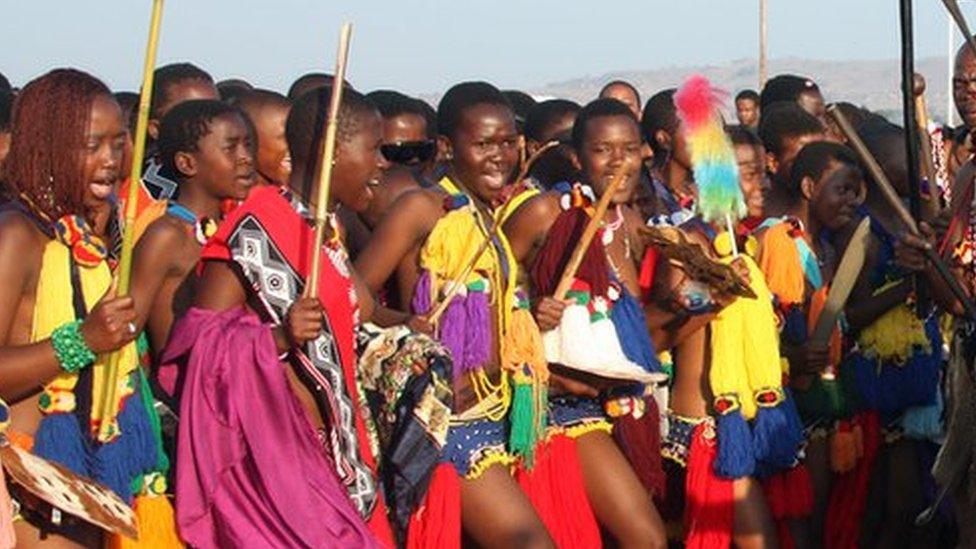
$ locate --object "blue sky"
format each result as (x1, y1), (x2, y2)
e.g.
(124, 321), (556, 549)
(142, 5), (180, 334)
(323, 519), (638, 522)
(2, 0), (975, 95)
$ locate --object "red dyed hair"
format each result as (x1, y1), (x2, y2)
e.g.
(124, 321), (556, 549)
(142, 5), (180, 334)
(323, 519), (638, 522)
(2, 68), (112, 222)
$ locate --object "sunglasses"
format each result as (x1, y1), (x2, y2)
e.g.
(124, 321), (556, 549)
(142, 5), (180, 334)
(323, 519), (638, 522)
(381, 140), (436, 165)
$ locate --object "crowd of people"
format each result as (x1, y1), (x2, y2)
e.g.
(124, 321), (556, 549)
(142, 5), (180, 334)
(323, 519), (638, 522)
(1, 37), (976, 549)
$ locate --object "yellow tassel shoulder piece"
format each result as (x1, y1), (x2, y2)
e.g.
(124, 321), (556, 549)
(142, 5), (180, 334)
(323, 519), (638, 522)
(709, 254), (783, 420)
(419, 207), (497, 292)
(32, 241), (137, 442)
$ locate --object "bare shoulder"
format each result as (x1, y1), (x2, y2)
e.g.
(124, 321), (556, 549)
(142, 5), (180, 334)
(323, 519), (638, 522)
(140, 215), (191, 250)
(0, 209), (44, 258)
(135, 215), (192, 268)
(505, 191), (561, 228)
(387, 187), (445, 230)
(382, 166), (422, 196)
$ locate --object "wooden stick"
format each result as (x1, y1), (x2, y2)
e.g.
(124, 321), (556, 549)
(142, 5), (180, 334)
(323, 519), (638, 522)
(553, 163), (631, 300)
(942, 0), (976, 59)
(429, 142), (560, 323)
(308, 23), (352, 299)
(428, 222), (496, 324)
(827, 104), (976, 320)
(98, 0), (165, 439)
(912, 74), (941, 220)
(514, 140), (559, 184)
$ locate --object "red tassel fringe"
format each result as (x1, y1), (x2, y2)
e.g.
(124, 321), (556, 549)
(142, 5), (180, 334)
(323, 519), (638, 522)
(407, 462), (462, 549)
(613, 396), (667, 498)
(824, 412), (882, 549)
(763, 464), (813, 519)
(531, 208), (610, 298)
(684, 424), (734, 549)
(764, 464), (814, 549)
(516, 434), (602, 549)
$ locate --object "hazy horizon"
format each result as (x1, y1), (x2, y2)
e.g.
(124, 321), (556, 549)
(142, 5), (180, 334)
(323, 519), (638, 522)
(2, 1), (975, 97)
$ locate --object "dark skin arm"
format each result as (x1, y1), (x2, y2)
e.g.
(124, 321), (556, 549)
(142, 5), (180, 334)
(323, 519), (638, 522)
(349, 260), (433, 333)
(843, 234), (912, 332)
(354, 189), (442, 307)
(128, 219), (185, 353)
(892, 163), (975, 317)
(194, 260), (325, 352)
(895, 222), (970, 316)
(0, 214), (138, 402)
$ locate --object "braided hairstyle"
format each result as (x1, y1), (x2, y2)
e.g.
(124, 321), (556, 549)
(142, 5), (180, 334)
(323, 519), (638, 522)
(2, 68), (113, 221)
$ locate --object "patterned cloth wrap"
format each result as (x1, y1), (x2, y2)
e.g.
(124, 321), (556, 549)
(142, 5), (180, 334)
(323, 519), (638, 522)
(356, 324), (454, 536)
(198, 184), (385, 529)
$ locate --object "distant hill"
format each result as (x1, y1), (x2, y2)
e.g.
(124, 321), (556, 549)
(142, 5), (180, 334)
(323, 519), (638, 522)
(524, 56), (955, 124)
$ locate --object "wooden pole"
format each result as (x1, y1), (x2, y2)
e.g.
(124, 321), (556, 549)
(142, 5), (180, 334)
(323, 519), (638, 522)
(912, 74), (942, 220)
(308, 23), (352, 298)
(759, 0), (768, 88)
(553, 162), (631, 300)
(900, 0), (931, 315)
(98, 0), (165, 439)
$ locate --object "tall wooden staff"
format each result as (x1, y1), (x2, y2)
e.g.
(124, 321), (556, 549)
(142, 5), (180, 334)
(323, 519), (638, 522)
(899, 0), (931, 316)
(98, 0), (165, 438)
(943, 0), (976, 57)
(759, 0), (768, 88)
(308, 24), (353, 298)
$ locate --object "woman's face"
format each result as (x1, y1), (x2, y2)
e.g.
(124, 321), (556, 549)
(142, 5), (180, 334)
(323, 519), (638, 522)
(81, 94), (126, 209)
(442, 103), (519, 204)
(332, 110), (388, 213)
(577, 115), (643, 205)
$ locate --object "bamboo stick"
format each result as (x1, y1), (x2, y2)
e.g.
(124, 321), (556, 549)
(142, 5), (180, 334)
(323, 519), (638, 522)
(308, 23), (353, 298)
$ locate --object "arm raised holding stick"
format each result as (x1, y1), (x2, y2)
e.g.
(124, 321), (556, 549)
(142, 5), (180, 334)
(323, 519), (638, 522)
(98, 0), (165, 440)
(308, 23), (353, 297)
(827, 104), (976, 320)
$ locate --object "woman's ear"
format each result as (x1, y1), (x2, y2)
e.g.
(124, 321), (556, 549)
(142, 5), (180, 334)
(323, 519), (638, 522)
(654, 129), (672, 154)
(800, 175), (817, 201)
(437, 136), (453, 161)
(174, 151), (197, 179)
(765, 151), (779, 175)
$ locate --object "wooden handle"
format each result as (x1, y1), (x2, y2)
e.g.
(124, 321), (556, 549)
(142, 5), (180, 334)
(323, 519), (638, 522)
(98, 0), (165, 441)
(914, 94), (942, 220)
(553, 163), (631, 299)
(428, 236), (493, 324)
(308, 23), (353, 299)
(514, 140), (559, 184)
(827, 105), (920, 235)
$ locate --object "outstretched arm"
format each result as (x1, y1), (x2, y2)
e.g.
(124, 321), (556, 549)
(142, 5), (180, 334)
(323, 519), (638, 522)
(354, 190), (441, 309)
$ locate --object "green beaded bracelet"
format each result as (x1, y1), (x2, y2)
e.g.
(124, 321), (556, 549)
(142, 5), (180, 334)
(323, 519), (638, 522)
(51, 320), (96, 373)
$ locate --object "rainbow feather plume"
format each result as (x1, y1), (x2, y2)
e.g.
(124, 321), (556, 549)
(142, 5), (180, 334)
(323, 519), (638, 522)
(674, 75), (745, 224)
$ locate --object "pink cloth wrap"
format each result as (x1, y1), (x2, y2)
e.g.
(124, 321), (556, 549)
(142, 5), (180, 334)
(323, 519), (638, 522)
(160, 306), (378, 549)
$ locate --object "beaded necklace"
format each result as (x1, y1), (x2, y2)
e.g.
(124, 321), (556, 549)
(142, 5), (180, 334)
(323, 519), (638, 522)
(166, 202), (218, 245)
